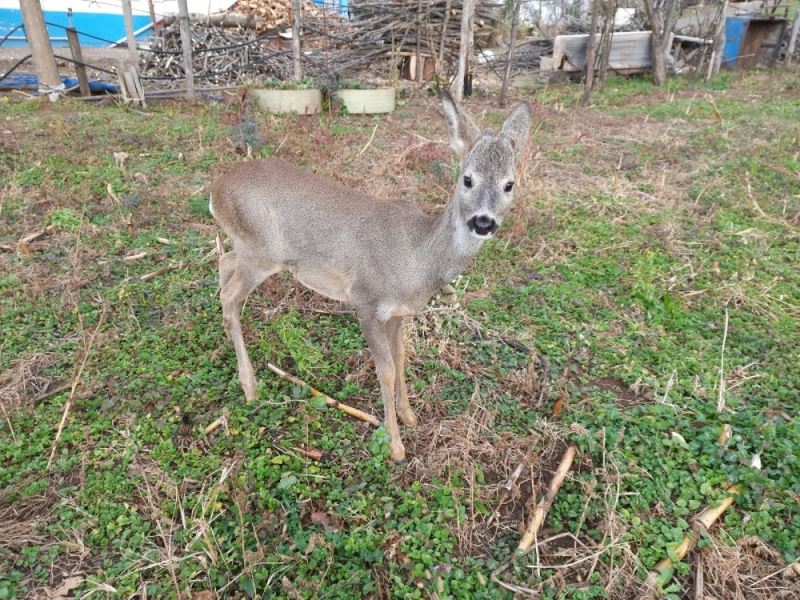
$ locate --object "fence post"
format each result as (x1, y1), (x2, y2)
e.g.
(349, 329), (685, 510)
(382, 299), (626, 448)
(121, 0), (140, 69)
(66, 27), (90, 96)
(176, 0), (196, 100)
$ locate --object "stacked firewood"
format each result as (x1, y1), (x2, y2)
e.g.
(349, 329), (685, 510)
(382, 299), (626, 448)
(231, 0), (326, 30)
(139, 0), (507, 87)
(139, 23), (296, 86)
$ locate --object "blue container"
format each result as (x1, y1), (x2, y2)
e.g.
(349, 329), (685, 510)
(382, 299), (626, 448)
(722, 16), (750, 69)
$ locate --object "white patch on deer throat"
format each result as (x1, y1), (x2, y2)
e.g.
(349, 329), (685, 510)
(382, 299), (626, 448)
(208, 193), (215, 218)
(376, 303), (415, 322)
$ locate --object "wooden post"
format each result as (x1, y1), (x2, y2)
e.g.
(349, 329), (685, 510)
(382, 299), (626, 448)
(786, 11), (800, 65)
(18, 0), (61, 93)
(176, 0), (196, 100)
(581, 0), (601, 106)
(148, 0), (161, 34)
(66, 28), (90, 96)
(415, 0), (423, 83)
(437, 0), (453, 78)
(121, 0), (139, 69)
(500, 0), (522, 105)
(292, 0), (302, 80)
(453, 0), (473, 102)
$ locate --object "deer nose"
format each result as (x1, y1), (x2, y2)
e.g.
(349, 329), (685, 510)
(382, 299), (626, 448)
(468, 214), (498, 236)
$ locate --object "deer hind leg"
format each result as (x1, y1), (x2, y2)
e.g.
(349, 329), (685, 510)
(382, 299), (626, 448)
(220, 254), (278, 401)
(218, 250), (238, 290)
(387, 316), (417, 427)
(359, 312), (405, 461)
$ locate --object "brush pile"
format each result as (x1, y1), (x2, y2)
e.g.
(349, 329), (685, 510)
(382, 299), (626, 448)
(140, 0), (510, 87)
(139, 23), (293, 86)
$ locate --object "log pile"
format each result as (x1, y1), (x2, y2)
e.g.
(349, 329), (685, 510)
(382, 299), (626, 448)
(139, 0), (507, 88)
(231, 0), (326, 30)
(139, 23), (294, 86)
(336, 0), (501, 75)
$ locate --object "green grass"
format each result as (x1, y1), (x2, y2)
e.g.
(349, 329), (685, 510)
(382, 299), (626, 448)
(1, 69), (799, 599)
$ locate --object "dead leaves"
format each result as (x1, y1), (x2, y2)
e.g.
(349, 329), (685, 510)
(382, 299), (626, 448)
(46, 575), (84, 599)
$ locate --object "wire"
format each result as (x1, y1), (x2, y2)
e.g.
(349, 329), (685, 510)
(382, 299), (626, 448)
(0, 54), (32, 83)
(0, 23), (25, 48)
(40, 20), (283, 55)
(52, 54), (117, 75)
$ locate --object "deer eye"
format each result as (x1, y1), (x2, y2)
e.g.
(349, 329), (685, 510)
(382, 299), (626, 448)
(504, 182), (514, 192)
(463, 175), (473, 188)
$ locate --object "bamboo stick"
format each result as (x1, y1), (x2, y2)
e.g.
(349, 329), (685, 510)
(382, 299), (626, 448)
(518, 446), (577, 552)
(266, 362), (380, 427)
(48, 306), (108, 469)
(647, 484), (741, 587)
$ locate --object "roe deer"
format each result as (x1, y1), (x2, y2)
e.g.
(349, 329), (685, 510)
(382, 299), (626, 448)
(210, 93), (531, 461)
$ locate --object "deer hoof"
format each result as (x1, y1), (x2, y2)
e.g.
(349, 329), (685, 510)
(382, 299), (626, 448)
(398, 407), (418, 428)
(390, 441), (406, 462)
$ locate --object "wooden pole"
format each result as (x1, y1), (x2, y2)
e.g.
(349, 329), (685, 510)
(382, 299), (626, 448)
(121, 0), (139, 69)
(292, 0), (302, 80)
(581, 0), (601, 106)
(437, 0), (453, 77)
(148, 0), (161, 34)
(18, 0), (61, 93)
(786, 11), (800, 65)
(66, 28), (90, 96)
(415, 0), (423, 83)
(453, 0), (473, 102)
(176, 0), (196, 101)
(500, 0), (522, 106)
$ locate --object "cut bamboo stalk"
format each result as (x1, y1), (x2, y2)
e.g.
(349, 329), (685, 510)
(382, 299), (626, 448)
(648, 484), (741, 587)
(266, 362), (380, 427)
(48, 306), (108, 468)
(518, 446), (576, 552)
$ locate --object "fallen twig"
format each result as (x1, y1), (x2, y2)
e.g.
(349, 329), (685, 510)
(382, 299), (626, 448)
(296, 444), (324, 461)
(140, 261), (184, 281)
(266, 362), (380, 427)
(717, 305), (729, 412)
(204, 412), (229, 435)
(646, 483), (741, 588)
(357, 124), (379, 157)
(47, 304), (109, 469)
(518, 445), (577, 552)
(1, 225), (56, 253)
(123, 251), (148, 261)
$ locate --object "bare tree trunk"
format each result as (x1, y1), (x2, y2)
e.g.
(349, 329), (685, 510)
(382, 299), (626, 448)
(787, 10), (800, 65)
(581, 0), (601, 106)
(596, 0), (616, 91)
(292, 0), (302, 81)
(453, 0), (473, 102)
(642, 0), (676, 86)
(176, 0), (195, 101)
(19, 0), (61, 93)
(500, 0), (522, 106)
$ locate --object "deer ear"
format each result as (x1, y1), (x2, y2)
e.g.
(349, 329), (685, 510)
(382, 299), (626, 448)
(441, 91), (481, 158)
(500, 102), (532, 162)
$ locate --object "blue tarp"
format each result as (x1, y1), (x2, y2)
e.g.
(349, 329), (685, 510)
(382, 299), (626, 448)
(0, 72), (119, 93)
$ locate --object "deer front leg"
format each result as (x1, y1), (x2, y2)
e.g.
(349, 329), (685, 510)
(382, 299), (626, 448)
(359, 312), (405, 461)
(387, 316), (417, 427)
(219, 255), (275, 401)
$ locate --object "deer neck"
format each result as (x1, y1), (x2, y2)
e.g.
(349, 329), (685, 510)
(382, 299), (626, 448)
(424, 194), (486, 287)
